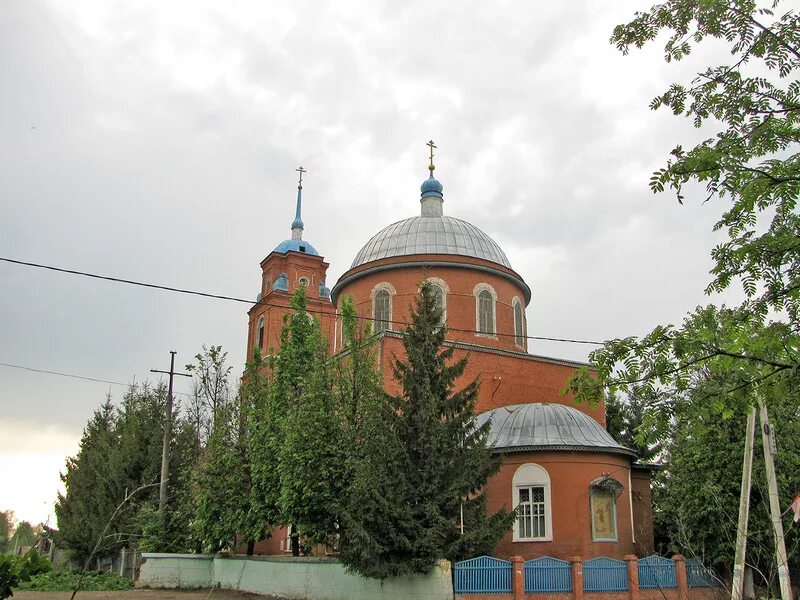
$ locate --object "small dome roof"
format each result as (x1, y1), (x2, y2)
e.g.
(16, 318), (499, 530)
(350, 215), (511, 270)
(420, 174), (443, 198)
(476, 403), (636, 457)
(273, 239), (319, 256)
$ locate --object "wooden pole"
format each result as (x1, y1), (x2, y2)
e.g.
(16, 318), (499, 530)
(151, 351), (191, 512)
(757, 394), (793, 600)
(731, 405), (756, 600)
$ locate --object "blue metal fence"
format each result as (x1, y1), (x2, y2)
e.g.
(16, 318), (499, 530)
(583, 557), (629, 592)
(686, 558), (717, 588)
(638, 555), (677, 589)
(453, 555), (512, 594)
(524, 556), (572, 593)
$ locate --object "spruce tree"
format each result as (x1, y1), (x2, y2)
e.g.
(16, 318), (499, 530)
(339, 281), (514, 578)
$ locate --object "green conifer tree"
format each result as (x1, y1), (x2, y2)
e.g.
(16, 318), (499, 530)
(339, 281), (514, 578)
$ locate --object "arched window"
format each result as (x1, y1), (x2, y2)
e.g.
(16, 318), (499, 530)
(424, 278), (449, 327)
(513, 298), (525, 348)
(474, 284), (497, 336)
(256, 315), (265, 350)
(374, 288), (392, 333)
(512, 463), (552, 542)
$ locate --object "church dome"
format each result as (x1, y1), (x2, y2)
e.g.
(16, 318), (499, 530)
(350, 215), (511, 270)
(476, 403), (636, 457)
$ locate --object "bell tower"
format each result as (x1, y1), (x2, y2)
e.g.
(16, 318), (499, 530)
(245, 168), (337, 364)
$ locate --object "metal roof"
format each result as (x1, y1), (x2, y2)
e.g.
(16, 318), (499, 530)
(350, 215), (512, 270)
(476, 403), (636, 457)
(273, 239), (319, 256)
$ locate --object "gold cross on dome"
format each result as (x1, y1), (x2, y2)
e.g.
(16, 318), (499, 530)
(296, 166), (306, 189)
(426, 140), (436, 172)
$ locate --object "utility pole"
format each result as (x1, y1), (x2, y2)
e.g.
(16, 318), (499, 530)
(731, 406), (757, 600)
(757, 391), (793, 600)
(151, 351), (191, 513)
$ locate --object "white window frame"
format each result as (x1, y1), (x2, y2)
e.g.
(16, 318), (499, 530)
(371, 282), (396, 333)
(512, 463), (552, 542)
(512, 296), (525, 349)
(590, 487), (619, 542)
(473, 283), (497, 338)
(423, 277), (449, 327)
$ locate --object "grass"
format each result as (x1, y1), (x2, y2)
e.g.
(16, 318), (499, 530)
(16, 570), (135, 592)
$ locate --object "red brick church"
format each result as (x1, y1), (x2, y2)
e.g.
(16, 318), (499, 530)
(245, 151), (655, 561)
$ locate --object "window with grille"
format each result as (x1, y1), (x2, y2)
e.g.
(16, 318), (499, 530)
(256, 316), (265, 349)
(374, 288), (392, 332)
(478, 290), (495, 334)
(514, 300), (524, 347)
(517, 485), (547, 539)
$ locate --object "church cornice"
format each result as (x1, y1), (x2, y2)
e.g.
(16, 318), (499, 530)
(379, 330), (590, 369)
(331, 257), (532, 306)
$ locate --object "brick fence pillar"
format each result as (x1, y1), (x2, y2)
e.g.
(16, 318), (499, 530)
(570, 556), (584, 600)
(625, 555), (640, 600)
(512, 555), (525, 600)
(673, 555), (688, 600)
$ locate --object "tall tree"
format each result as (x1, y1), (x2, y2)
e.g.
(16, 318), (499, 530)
(185, 344), (232, 434)
(568, 0), (800, 432)
(55, 384), (195, 559)
(193, 399), (252, 553)
(333, 297), (384, 504)
(339, 281), (514, 579)
(652, 341), (800, 581)
(55, 397), (119, 561)
(0, 511), (12, 554)
(605, 393), (662, 463)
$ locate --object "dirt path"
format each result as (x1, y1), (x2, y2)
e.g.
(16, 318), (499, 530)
(14, 590), (287, 600)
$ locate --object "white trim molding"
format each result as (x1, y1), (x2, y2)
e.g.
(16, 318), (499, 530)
(473, 282), (498, 339)
(512, 463), (553, 542)
(370, 282), (396, 333)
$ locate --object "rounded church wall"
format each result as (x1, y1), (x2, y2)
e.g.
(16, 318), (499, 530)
(486, 451), (636, 561)
(335, 255), (529, 352)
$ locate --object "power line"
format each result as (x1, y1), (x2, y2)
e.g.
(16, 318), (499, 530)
(0, 361), (192, 396)
(0, 361), (128, 386)
(0, 256), (605, 345)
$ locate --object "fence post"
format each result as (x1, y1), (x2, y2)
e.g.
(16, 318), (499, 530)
(625, 555), (640, 600)
(512, 556), (525, 600)
(673, 555), (688, 600)
(570, 557), (584, 600)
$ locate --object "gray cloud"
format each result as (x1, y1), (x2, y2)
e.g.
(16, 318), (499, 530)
(1, 0), (744, 522)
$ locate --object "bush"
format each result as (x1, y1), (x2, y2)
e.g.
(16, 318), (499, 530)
(0, 555), (20, 600)
(16, 549), (52, 582)
(16, 570), (134, 592)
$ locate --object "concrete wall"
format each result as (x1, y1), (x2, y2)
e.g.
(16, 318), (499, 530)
(138, 554), (213, 589)
(139, 553), (454, 600)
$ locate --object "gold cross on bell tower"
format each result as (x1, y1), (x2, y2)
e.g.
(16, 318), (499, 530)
(426, 140), (436, 173)
(296, 166), (306, 189)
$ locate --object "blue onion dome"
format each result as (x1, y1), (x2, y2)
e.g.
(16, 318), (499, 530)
(420, 174), (443, 199)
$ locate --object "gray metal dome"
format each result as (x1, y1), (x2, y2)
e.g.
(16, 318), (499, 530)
(476, 403), (636, 457)
(350, 215), (512, 270)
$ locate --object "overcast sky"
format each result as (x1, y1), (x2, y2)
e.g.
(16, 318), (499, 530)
(0, 0), (742, 526)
